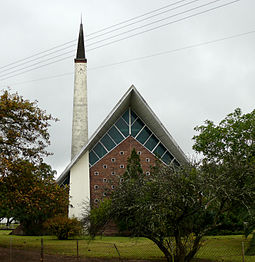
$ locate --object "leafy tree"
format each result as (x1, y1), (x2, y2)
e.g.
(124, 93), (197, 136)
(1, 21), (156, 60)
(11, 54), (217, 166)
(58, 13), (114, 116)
(0, 89), (56, 169)
(193, 108), (255, 236)
(0, 89), (68, 235)
(44, 215), (82, 240)
(84, 110), (255, 262)
(123, 148), (143, 180)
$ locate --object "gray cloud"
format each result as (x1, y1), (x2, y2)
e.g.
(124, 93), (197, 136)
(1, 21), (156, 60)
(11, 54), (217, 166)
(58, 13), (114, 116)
(1, 0), (254, 176)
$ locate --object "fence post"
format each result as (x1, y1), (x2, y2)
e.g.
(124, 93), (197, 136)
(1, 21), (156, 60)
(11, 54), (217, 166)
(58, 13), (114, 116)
(76, 239), (79, 260)
(114, 243), (122, 261)
(9, 236), (12, 262)
(242, 241), (245, 262)
(40, 238), (44, 262)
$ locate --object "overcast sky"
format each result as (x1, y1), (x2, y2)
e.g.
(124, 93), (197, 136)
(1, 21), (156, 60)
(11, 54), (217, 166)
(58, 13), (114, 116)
(1, 0), (254, 177)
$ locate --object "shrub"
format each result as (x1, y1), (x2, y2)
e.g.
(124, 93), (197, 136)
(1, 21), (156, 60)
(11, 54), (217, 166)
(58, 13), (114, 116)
(44, 215), (82, 240)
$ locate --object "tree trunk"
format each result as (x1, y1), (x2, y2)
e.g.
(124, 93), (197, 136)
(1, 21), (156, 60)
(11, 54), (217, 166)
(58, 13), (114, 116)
(146, 236), (173, 262)
(185, 235), (202, 262)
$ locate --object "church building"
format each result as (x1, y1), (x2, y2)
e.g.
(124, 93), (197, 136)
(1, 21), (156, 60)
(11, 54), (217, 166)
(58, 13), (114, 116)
(57, 23), (188, 219)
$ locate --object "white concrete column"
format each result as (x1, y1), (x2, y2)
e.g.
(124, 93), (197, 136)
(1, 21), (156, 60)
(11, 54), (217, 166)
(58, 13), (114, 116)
(69, 151), (90, 219)
(71, 62), (88, 159)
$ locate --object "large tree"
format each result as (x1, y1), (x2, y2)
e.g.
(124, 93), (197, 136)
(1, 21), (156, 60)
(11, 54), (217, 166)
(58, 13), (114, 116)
(193, 108), (255, 236)
(0, 89), (68, 234)
(85, 108), (255, 262)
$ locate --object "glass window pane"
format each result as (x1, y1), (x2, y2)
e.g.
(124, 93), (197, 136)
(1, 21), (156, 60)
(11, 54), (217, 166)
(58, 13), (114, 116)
(101, 134), (115, 151)
(136, 126), (151, 144)
(108, 126), (124, 144)
(122, 109), (129, 124)
(62, 174), (70, 185)
(131, 118), (144, 137)
(115, 118), (129, 137)
(93, 143), (107, 158)
(153, 143), (167, 157)
(89, 151), (99, 165)
(131, 110), (137, 124)
(144, 135), (159, 151)
(162, 151), (174, 165)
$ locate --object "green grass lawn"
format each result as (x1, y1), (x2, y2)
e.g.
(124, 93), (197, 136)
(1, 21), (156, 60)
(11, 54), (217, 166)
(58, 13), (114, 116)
(0, 230), (254, 261)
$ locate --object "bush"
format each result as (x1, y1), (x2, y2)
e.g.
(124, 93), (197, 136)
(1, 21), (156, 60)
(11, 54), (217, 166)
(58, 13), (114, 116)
(44, 215), (82, 240)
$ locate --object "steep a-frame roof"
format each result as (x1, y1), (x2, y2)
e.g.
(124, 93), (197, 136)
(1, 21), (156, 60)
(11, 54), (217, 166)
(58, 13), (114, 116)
(57, 85), (188, 184)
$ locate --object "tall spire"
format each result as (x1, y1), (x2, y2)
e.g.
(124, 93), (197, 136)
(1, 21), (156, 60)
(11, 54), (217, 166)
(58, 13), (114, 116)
(75, 22), (87, 63)
(71, 22), (88, 160)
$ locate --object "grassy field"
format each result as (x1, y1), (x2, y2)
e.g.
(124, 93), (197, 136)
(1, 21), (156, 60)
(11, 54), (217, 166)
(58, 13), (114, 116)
(0, 230), (254, 261)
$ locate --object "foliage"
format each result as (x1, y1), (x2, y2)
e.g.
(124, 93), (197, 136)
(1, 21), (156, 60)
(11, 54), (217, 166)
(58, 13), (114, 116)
(193, 108), (255, 237)
(0, 89), (57, 169)
(193, 108), (255, 165)
(82, 199), (112, 236)
(123, 148), (143, 180)
(0, 89), (67, 235)
(85, 113), (255, 262)
(245, 233), (255, 256)
(44, 215), (82, 240)
(0, 160), (69, 235)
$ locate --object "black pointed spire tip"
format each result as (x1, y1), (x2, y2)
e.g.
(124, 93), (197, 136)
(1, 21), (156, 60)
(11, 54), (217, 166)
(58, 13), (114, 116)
(75, 22), (87, 63)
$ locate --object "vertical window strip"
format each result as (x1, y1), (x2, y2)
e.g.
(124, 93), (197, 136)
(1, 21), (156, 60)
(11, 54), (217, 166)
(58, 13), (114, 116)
(121, 116), (128, 125)
(143, 133), (153, 146)
(99, 141), (109, 154)
(113, 123), (126, 139)
(131, 116), (138, 126)
(134, 124), (146, 139)
(121, 115), (129, 126)
(161, 150), (168, 159)
(151, 141), (161, 154)
(107, 132), (117, 146)
(129, 107), (131, 135)
(92, 149), (100, 159)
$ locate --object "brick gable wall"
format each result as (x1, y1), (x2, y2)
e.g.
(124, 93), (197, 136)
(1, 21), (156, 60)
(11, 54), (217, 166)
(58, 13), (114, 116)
(90, 136), (157, 205)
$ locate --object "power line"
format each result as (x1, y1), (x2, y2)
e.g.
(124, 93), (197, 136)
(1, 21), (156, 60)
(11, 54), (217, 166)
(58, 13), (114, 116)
(0, 39), (76, 70)
(87, 0), (190, 36)
(0, 0), (203, 73)
(0, 44), (76, 74)
(1, 29), (254, 87)
(87, 0), (240, 51)
(0, 0), (192, 70)
(86, 0), (202, 40)
(0, 55), (74, 81)
(0, 0), (235, 75)
(90, 30), (255, 70)
(87, 0), (237, 47)
(0, 0), (240, 81)
(0, 49), (75, 78)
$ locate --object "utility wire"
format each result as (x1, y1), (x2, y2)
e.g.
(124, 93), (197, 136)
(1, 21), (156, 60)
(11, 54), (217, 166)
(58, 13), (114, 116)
(0, 40), (76, 70)
(0, 0), (205, 73)
(0, 44), (76, 74)
(0, 50), (75, 78)
(86, 0), (202, 40)
(0, 0), (192, 70)
(87, 0), (238, 47)
(0, 0), (241, 81)
(87, 0), (189, 36)
(1, 28), (254, 87)
(85, 0), (241, 52)
(0, 0), (234, 74)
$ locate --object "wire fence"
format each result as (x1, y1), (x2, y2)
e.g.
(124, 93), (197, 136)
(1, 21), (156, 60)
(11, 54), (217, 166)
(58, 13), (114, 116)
(1, 234), (255, 262)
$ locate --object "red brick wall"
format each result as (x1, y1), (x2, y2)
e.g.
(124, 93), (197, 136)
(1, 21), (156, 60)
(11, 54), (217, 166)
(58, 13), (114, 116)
(90, 136), (156, 205)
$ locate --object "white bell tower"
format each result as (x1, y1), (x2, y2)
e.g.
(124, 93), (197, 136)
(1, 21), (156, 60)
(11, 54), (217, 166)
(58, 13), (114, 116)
(69, 22), (90, 218)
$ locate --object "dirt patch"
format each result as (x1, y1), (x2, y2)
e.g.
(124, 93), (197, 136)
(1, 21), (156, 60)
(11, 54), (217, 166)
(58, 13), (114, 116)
(0, 247), (214, 262)
(0, 246), (165, 262)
